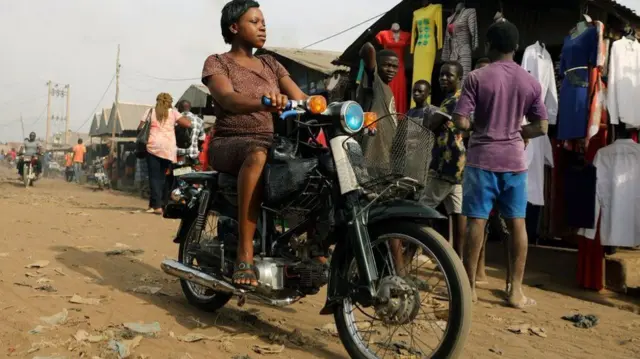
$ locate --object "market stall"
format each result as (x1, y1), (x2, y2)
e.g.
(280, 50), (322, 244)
(336, 0), (640, 291)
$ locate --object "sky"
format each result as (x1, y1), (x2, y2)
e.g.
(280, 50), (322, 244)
(0, 0), (401, 143)
(2, 0), (640, 143)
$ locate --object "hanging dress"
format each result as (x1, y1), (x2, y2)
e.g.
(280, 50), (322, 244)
(410, 4), (442, 106)
(376, 30), (411, 115)
(441, 8), (478, 81)
(557, 22), (604, 140)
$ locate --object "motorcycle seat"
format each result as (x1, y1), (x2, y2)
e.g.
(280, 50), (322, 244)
(180, 171), (217, 183)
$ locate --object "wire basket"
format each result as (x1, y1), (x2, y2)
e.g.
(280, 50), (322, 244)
(344, 113), (435, 192)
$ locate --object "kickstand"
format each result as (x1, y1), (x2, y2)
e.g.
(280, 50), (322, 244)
(237, 294), (246, 307)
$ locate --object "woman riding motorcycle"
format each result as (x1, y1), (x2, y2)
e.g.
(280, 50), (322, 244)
(201, 0), (307, 287)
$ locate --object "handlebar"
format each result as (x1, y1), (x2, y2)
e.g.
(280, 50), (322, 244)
(262, 96), (300, 120)
(261, 96), (295, 111)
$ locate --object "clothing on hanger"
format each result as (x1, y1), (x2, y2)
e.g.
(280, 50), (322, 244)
(521, 43), (556, 206)
(557, 21), (605, 141)
(591, 139), (640, 247)
(522, 41), (558, 124)
(376, 29), (411, 114)
(441, 7), (478, 81)
(607, 37), (640, 127)
(410, 3), (443, 106)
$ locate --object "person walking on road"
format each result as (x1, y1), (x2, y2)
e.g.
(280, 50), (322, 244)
(176, 100), (206, 163)
(453, 21), (548, 309)
(138, 92), (192, 215)
(72, 139), (86, 184)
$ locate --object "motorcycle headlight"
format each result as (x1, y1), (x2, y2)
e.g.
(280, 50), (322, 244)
(340, 101), (364, 134)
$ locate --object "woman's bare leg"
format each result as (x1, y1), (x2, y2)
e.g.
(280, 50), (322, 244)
(235, 149), (267, 286)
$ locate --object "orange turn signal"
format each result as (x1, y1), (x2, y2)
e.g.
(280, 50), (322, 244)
(307, 95), (327, 114)
(364, 112), (378, 130)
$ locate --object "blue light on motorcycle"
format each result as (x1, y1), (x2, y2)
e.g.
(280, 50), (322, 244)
(342, 103), (364, 133)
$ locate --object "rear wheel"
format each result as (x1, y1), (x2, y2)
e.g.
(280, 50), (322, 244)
(178, 212), (232, 312)
(333, 220), (472, 359)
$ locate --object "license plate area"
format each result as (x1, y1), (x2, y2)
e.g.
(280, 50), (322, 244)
(173, 167), (194, 177)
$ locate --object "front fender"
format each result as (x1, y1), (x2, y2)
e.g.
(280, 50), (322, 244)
(366, 199), (446, 224)
(319, 199), (446, 315)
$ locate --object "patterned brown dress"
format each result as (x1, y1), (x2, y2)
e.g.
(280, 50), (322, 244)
(201, 53), (289, 175)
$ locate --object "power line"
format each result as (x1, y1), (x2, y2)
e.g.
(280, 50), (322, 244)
(301, 11), (387, 49)
(31, 104), (48, 125)
(128, 68), (199, 82)
(121, 81), (156, 93)
(75, 74), (116, 132)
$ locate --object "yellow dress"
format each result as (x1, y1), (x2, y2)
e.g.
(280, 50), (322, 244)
(410, 4), (443, 106)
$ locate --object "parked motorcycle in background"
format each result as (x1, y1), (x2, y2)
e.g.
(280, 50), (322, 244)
(88, 156), (110, 190)
(161, 96), (472, 358)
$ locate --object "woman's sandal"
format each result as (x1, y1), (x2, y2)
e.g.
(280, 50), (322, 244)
(232, 261), (258, 289)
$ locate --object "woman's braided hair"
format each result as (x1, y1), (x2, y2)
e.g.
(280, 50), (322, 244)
(155, 92), (173, 123)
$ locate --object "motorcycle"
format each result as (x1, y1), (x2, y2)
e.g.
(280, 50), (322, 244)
(91, 156), (110, 190)
(161, 96), (472, 358)
(20, 155), (39, 187)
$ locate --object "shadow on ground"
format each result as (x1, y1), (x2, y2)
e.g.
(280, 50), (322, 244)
(50, 245), (345, 359)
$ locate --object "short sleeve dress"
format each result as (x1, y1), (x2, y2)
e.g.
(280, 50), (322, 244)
(201, 53), (290, 175)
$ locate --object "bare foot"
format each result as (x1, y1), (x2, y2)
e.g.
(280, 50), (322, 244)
(471, 290), (478, 303)
(507, 288), (536, 309)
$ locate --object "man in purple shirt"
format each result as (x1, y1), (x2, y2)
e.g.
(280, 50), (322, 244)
(453, 21), (548, 309)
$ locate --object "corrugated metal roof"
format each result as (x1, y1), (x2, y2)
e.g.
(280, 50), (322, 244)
(259, 47), (347, 75)
(178, 84), (210, 108)
(96, 107), (112, 136)
(107, 102), (153, 134)
(88, 114), (100, 137)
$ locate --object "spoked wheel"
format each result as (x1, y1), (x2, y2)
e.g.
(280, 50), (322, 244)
(334, 220), (472, 359)
(178, 211), (232, 312)
(23, 165), (31, 188)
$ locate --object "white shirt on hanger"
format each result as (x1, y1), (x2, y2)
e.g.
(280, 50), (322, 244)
(521, 41), (558, 124)
(592, 139), (640, 247)
(607, 38), (640, 127)
(521, 42), (556, 206)
(525, 134), (554, 206)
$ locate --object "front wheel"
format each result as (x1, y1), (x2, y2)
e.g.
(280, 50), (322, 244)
(333, 220), (472, 359)
(178, 212), (232, 312)
(23, 164), (31, 188)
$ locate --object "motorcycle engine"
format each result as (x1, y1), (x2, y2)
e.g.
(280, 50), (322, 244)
(253, 257), (329, 295)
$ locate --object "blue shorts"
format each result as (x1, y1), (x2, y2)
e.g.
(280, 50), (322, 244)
(462, 166), (527, 219)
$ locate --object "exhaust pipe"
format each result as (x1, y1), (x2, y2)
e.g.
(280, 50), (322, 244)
(161, 259), (298, 307)
(161, 259), (236, 294)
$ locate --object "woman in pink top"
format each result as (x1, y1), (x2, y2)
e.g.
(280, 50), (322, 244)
(138, 93), (191, 214)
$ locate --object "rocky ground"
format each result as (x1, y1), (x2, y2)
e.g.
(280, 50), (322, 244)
(1, 167), (639, 358)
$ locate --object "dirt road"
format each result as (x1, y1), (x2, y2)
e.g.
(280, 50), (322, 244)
(1, 169), (639, 358)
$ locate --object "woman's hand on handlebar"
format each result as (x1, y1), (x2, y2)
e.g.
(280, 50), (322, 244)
(263, 92), (289, 112)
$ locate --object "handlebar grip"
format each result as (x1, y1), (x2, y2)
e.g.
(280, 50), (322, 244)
(261, 96), (293, 111)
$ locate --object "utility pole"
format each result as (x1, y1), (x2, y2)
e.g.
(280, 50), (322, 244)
(20, 114), (25, 139)
(65, 85), (70, 145)
(111, 44), (120, 154)
(45, 81), (52, 148)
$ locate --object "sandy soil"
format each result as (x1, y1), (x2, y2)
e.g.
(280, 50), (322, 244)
(1, 167), (639, 359)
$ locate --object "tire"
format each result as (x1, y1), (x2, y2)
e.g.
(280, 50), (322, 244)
(177, 215), (232, 312)
(23, 164), (30, 188)
(333, 220), (472, 359)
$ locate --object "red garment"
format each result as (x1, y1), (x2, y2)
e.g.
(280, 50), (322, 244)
(577, 108), (608, 290)
(576, 217), (604, 291)
(199, 132), (212, 171)
(447, 23), (455, 34)
(375, 30), (410, 115)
